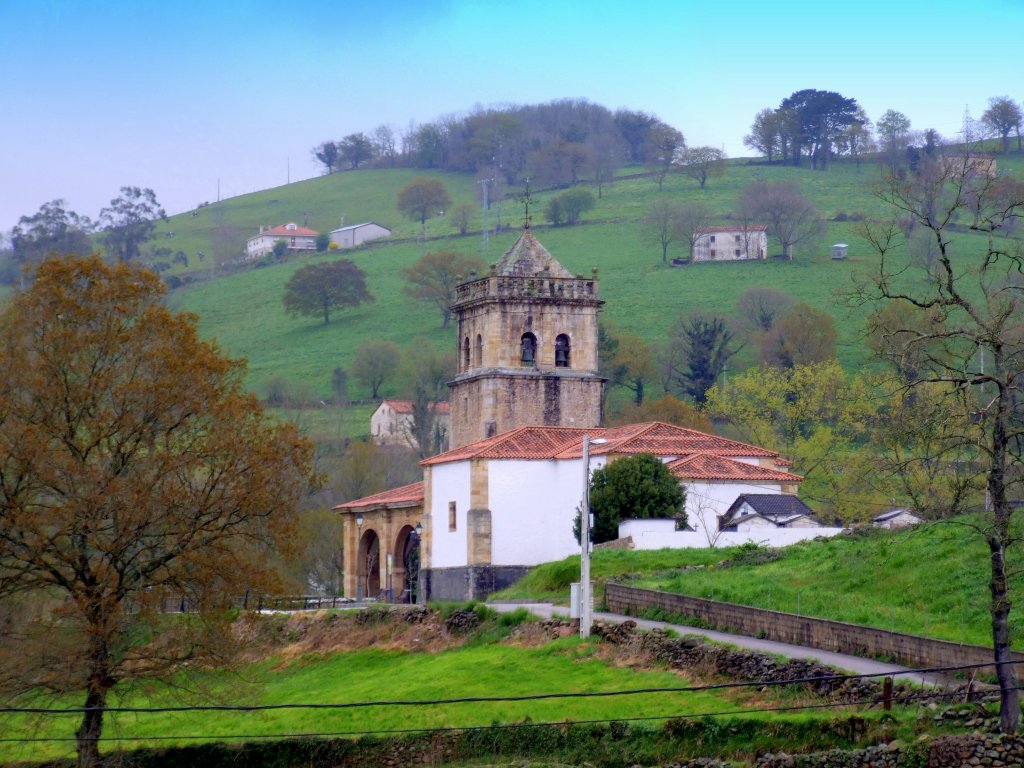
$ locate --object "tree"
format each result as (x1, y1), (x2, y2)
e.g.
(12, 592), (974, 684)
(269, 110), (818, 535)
(576, 453), (684, 544)
(705, 361), (876, 518)
(735, 286), (795, 335)
(99, 186), (166, 263)
(608, 331), (657, 406)
(779, 89), (861, 169)
(837, 108), (874, 171)
(677, 146), (727, 189)
(609, 393), (713, 432)
(402, 250), (486, 328)
(644, 123), (685, 191)
(282, 259), (373, 325)
(0, 256), (315, 767)
(372, 124), (397, 167)
(403, 342), (455, 458)
(661, 311), (740, 404)
(852, 156), (1024, 732)
(981, 97), (1023, 154)
(312, 140), (340, 174)
(736, 180), (822, 260)
(641, 199), (710, 263)
(450, 203), (475, 235)
(545, 188), (595, 226)
(9, 200), (93, 280)
(397, 177), (452, 234)
(876, 109), (913, 171)
(338, 132), (375, 169)
(760, 302), (837, 368)
(744, 108), (784, 163)
(353, 340), (401, 398)
(315, 232), (331, 252)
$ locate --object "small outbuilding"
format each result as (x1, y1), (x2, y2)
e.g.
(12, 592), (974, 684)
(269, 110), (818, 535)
(330, 222), (392, 249)
(831, 243), (848, 260)
(872, 508), (922, 530)
(719, 493), (820, 531)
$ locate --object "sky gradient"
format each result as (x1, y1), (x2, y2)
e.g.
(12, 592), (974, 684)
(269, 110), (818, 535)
(2, 0), (1022, 232)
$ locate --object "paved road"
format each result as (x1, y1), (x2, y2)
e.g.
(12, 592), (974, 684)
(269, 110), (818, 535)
(491, 601), (947, 687)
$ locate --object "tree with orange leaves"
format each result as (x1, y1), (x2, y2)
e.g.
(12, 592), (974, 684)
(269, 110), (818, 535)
(0, 256), (317, 768)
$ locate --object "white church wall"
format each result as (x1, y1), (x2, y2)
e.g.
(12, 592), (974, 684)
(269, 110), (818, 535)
(489, 456), (608, 566)
(428, 461), (472, 569)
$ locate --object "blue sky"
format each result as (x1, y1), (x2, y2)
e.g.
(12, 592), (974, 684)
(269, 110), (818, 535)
(2, 0), (1021, 232)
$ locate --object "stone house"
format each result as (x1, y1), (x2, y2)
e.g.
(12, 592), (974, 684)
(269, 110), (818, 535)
(872, 508), (922, 529)
(691, 226), (768, 262)
(370, 399), (450, 449)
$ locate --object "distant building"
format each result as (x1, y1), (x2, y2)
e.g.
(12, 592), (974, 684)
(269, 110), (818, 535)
(872, 508), (922, 530)
(831, 243), (848, 260)
(692, 226), (768, 262)
(371, 399), (451, 449)
(330, 222), (392, 249)
(719, 493), (820, 531)
(246, 223), (319, 259)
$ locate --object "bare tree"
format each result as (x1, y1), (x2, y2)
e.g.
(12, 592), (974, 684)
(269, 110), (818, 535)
(677, 146), (727, 189)
(643, 123), (685, 191)
(852, 154), (1024, 732)
(641, 200), (710, 263)
(736, 180), (822, 260)
(735, 286), (795, 334)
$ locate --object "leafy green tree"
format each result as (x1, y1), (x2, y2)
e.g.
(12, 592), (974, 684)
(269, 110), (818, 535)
(99, 186), (166, 263)
(575, 453), (685, 544)
(662, 311), (740, 404)
(0, 256), (316, 768)
(8, 200), (93, 284)
(402, 250), (487, 328)
(311, 140), (340, 174)
(981, 96), (1023, 153)
(353, 340), (401, 398)
(546, 188), (595, 226)
(609, 331), (657, 405)
(744, 108), (784, 162)
(677, 146), (727, 189)
(315, 232), (331, 252)
(338, 132), (375, 169)
(876, 109), (913, 171)
(760, 303), (837, 368)
(779, 89), (861, 169)
(450, 203), (475, 235)
(397, 177), (452, 234)
(282, 259), (373, 325)
(644, 123), (685, 191)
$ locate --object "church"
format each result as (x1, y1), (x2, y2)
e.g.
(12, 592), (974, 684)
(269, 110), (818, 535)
(336, 229), (834, 603)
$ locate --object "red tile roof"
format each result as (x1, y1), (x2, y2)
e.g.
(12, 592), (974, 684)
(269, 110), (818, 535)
(379, 399), (451, 415)
(333, 481), (424, 511)
(666, 453), (803, 483)
(421, 422), (782, 466)
(262, 223), (320, 237)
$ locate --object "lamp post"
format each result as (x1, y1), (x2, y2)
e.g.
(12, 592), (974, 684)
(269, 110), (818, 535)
(355, 512), (364, 602)
(580, 435), (607, 639)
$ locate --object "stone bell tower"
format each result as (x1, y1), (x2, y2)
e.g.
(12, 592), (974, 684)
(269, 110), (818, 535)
(447, 229), (605, 448)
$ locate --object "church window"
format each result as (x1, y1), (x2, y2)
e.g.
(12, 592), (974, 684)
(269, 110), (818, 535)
(448, 501), (457, 532)
(474, 334), (483, 366)
(555, 334), (570, 368)
(520, 333), (537, 366)
(463, 337), (470, 370)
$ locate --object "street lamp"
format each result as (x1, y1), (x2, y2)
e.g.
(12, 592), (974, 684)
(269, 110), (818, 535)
(580, 435), (607, 639)
(355, 512), (364, 602)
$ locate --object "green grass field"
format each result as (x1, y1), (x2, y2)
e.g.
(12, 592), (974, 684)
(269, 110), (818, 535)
(495, 519), (1024, 649)
(0, 627), (841, 765)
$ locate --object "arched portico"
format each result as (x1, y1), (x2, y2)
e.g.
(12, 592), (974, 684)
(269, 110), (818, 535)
(335, 481), (425, 601)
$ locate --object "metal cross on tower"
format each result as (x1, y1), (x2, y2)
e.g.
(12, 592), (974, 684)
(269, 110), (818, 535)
(517, 179), (533, 229)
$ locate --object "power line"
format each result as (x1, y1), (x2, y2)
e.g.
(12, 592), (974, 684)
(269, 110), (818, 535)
(0, 685), (1007, 745)
(0, 660), (1002, 716)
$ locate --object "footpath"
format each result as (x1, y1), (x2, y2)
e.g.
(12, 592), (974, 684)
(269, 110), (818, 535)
(490, 601), (948, 687)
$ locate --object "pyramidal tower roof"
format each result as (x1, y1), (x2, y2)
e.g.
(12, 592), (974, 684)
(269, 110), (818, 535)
(494, 229), (574, 278)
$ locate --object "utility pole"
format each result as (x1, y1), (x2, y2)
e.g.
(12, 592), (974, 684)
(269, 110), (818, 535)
(477, 177), (494, 251)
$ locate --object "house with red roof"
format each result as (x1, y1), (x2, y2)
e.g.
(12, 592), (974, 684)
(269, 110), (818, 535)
(246, 222), (320, 259)
(692, 225), (768, 262)
(371, 399), (451, 449)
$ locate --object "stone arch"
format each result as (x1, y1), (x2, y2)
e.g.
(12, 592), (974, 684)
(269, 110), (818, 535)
(393, 525), (421, 603)
(358, 529), (381, 599)
(520, 332), (537, 366)
(474, 333), (483, 367)
(463, 337), (471, 370)
(555, 333), (571, 368)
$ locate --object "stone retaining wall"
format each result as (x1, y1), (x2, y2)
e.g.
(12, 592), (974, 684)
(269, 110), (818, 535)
(605, 583), (1024, 673)
(755, 733), (1024, 767)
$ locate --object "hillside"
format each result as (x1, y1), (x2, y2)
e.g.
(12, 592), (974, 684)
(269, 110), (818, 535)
(155, 156), (1023, 440)
(494, 518), (1024, 649)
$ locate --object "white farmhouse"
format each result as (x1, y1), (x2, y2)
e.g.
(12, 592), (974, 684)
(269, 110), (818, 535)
(330, 221), (392, 249)
(246, 222), (319, 259)
(692, 226), (768, 262)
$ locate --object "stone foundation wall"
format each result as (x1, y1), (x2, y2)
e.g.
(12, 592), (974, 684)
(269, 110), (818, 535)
(423, 565), (531, 602)
(606, 583), (1024, 673)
